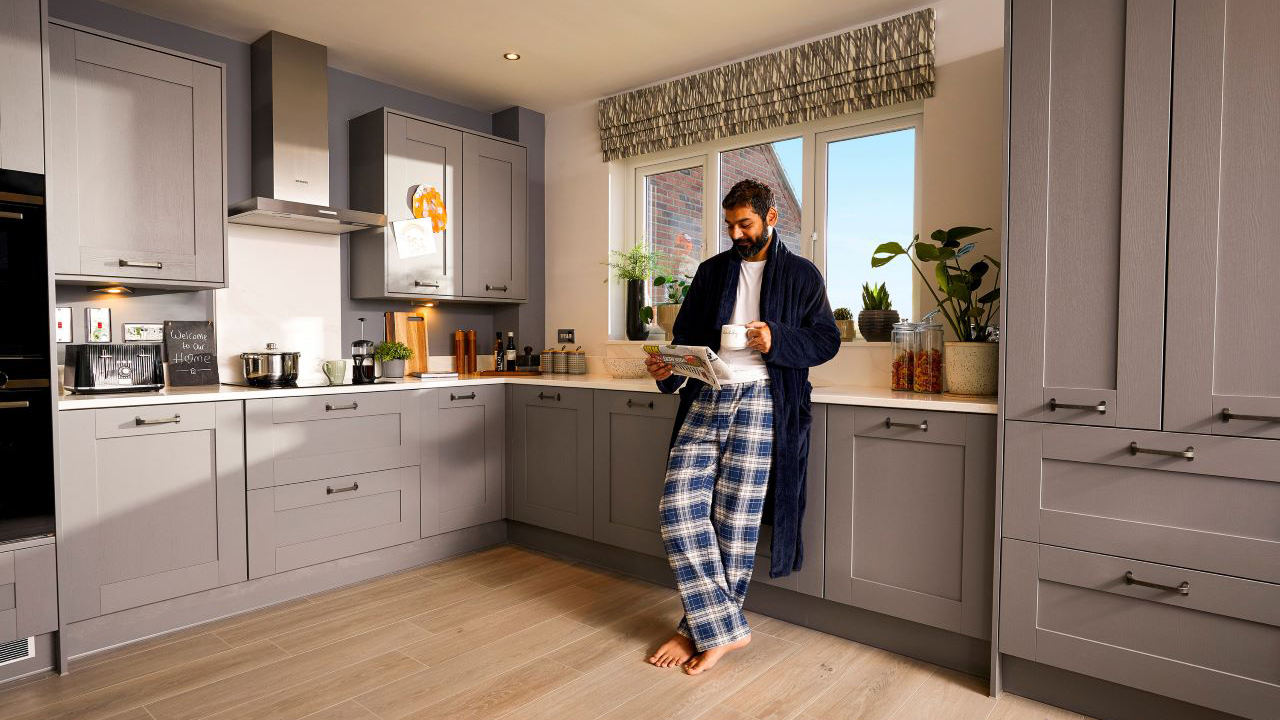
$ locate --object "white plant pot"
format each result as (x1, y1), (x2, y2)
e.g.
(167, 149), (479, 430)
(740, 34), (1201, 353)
(944, 341), (998, 396)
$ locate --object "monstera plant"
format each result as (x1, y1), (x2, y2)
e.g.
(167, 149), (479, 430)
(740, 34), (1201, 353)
(872, 226), (1000, 343)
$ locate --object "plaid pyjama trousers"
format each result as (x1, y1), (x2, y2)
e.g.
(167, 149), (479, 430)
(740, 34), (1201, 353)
(659, 379), (774, 652)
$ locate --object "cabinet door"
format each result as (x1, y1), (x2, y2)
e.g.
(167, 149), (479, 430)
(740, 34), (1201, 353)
(1165, 0), (1280, 438)
(1004, 0), (1172, 429)
(510, 386), (593, 538)
(424, 385), (505, 536)
(46, 24), (225, 284)
(462, 134), (527, 300)
(592, 391), (678, 557)
(826, 408), (995, 638)
(0, 0), (45, 174)
(384, 113), (462, 295)
(58, 403), (247, 622)
(754, 403), (826, 598)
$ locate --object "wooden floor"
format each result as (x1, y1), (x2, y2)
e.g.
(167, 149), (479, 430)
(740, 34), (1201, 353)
(0, 544), (1093, 720)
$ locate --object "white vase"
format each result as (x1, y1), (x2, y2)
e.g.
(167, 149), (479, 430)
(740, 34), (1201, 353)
(944, 341), (998, 396)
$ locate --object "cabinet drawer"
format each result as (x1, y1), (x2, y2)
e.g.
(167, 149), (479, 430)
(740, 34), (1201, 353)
(1000, 540), (1280, 720)
(850, 407), (967, 446)
(438, 385), (498, 408)
(96, 402), (215, 438)
(0, 545), (58, 643)
(1004, 421), (1280, 583)
(248, 466), (421, 578)
(246, 393), (421, 489)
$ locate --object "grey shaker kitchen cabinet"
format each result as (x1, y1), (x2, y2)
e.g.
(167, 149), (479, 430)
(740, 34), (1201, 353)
(591, 390), (679, 557)
(1000, 540), (1280, 720)
(0, 0), (46, 174)
(461, 133), (527, 300)
(0, 542), (58, 642)
(1003, 0), (1172, 430)
(56, 403), (247, 622)
(826, 408), (995, 639)
(350, 108), (463, 298)
(423, 385), (506, 537)
(754, 403), (826, 598)
(1164, 0), (1280, 439)
(510, 385), (594, 539)
(45, 23), (226, 287)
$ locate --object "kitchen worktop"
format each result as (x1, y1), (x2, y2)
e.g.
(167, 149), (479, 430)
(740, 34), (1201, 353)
(56, 374), (999, 413)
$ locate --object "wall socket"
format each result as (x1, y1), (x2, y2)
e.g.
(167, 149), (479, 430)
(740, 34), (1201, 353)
(557, 328), (575, 344)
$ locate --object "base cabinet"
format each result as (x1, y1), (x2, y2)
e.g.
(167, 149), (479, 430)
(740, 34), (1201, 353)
(591, 390), (679, 557)
(510, 385), (594, 538)
(423, 385), (505, 537)
(57, 403), (247, 622)
(754, 403), (826, 598)
(825, 408), (995, 638)
(0, 543), (57, 642)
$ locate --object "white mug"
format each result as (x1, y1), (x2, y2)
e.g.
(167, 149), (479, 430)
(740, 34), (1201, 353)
(720, 324), (749, 350)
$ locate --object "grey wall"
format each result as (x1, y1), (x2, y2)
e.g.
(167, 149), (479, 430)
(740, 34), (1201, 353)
(49, 0), (546, 361)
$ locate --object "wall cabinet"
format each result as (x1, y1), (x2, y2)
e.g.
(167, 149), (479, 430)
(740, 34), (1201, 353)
(57, 403), (246, 622)
(349, 107), (527, 302)
(0, 542), (57, 642)
(0, 0), (46, 174)
(826, 408), (995, 639)
(423, 385), (505, 537)
(509, 385), (593, 538)
(46, 23), (226, 288)
(591, 390), (678, 557)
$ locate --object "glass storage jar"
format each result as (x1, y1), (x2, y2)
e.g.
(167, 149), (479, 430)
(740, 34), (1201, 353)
(890, 320), (918, 391)
(913, 320), (944, 393)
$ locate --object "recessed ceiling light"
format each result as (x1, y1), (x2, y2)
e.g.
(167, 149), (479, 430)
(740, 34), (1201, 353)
(503, 52), (521, 61)
(90, 285), (133, 295)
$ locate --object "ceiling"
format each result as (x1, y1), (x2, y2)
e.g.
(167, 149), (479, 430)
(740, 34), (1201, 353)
(99, 0), (936, 113)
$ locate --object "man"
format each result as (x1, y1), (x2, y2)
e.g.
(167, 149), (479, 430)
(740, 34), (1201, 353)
(646, 179), (841, 675)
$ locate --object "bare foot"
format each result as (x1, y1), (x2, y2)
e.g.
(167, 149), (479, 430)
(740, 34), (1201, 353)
(648, 633), (696, 668)
(683, 634), (751, 675)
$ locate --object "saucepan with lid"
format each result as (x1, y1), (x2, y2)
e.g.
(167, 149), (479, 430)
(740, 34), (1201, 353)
(240, 343), (300, 387)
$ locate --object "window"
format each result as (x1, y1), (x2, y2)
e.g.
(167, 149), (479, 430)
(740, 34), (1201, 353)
(719, 138), (803, 254)
(640, 162), (704, 305)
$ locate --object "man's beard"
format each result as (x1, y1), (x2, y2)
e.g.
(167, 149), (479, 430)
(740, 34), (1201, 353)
(734, 227), (771, 259)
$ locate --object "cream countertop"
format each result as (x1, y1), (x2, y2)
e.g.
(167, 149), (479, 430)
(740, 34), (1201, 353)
(57, 374), (998, 414)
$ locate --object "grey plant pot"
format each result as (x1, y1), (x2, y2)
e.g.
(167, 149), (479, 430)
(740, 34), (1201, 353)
(381, 358), (406, 379)
(857, 309), (900, 342)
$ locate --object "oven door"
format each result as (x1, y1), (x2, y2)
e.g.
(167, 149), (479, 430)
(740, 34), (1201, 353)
(0, 178), (50, 379)
(0, 387), (54, 542)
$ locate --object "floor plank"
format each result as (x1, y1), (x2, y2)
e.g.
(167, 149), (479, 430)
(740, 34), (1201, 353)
(398, 657), (583, 720)
(987, 694), (1093, 720)
(499, 650), (667, 720)
(886, 667), (997, 720)
(799, 648), (934, 720)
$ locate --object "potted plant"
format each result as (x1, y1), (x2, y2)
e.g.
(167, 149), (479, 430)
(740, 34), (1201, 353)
(373, 341), (412, 379)
(606, 244), (658, 341)
(651, 273), (691, 340)
(872, 226), (1000, 396)
(833, 307), (856, 341)
(857, 282), (899, 342)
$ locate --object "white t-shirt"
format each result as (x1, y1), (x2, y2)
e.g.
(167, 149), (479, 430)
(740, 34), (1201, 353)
(719, 257), (770, 383)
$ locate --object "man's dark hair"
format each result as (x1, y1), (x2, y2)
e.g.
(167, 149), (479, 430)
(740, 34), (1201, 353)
(722, 179), (773, 222)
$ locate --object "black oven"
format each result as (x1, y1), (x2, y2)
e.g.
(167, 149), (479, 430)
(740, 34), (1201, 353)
(0, 169), (55, 543)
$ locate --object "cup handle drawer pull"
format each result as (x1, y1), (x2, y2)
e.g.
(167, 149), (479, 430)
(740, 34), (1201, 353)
(119, 259), (163, 269)
(538, 392), (561, 401)
(626, 399), (655, 409)
(325, 402), (359, 412)
(450, 392), (476, 401)
(1221, 408), (1280, 423)
(135, 414), (181, 426)
(1049, 398), (1107, 414)
(486, 284), (508, 292)
(1128, 442), (1195, 460)
(1124, 571), (1190, 595)
(885, 418), (928, 432)
(326, 482), (359, 495)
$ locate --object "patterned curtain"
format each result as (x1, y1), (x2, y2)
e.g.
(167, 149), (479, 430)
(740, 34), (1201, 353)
(597, 9), (936, 162)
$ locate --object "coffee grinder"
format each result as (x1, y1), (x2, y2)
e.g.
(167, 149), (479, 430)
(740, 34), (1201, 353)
(351, 317), (376, 384)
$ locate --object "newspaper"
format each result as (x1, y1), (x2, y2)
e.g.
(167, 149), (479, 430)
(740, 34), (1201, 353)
(642, 344), (734, 390)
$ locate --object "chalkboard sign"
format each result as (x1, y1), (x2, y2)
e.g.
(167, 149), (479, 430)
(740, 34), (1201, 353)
(163, 320), (219, 386)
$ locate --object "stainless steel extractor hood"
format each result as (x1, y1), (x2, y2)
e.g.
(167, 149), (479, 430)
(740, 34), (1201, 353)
(227, 31), (385, 234)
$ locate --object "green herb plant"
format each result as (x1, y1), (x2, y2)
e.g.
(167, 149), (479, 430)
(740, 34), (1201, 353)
(833, 307), (853, 321)
(860, 282), (893, 311)
(871, 226), (1000, 342)
(605, 243), (658, 282)
(373, 341), (413, 363)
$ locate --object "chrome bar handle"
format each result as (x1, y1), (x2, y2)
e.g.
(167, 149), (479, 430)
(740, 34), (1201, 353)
(1124, 571), (1190, 595)
(326, 482), (359, 495)
(0, 401), (31, 409)
(415, 280), (440, 288)
(1221, 408), (1280, 424)
(325, 402), (359, 412)
(135, 414), (181, 426)
(486, 284), (509, 292)
(626, 399), (654, 409)
(0, 211), (24, 221)
(1128, 442), (1195, 461)
(1049, 398), (1107, 414)
(450, 392), (476, 401)
(538, 392), (561, 401)
(119, 259), (163, 269)
(885, 418), (928, 432)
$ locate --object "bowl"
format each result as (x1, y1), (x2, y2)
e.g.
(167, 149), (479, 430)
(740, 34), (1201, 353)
(604, 357), (648, 379)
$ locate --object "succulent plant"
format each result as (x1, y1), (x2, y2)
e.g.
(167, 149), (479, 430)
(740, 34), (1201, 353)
(860, 282), (893, 311)
(833, 307), (853, 321)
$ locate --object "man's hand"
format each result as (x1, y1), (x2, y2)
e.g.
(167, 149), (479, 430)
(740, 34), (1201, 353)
(745, 321), (772, 354)
(645, 354), (674, 381)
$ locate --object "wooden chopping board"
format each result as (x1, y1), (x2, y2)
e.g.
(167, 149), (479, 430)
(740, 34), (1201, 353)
(384, 311), (430, 376)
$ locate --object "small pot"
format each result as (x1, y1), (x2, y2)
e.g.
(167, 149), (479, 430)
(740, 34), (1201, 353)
(944, 341), (998, 396)
(656, 303), (681, 340)
(835, 318), (856, 342)
(858, 309), (900, 342)
(240, 343), (300, 387)
(381, 358), (406, 379)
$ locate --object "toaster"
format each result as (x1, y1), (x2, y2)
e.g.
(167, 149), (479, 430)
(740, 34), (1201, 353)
(64, 343), (165, 394)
